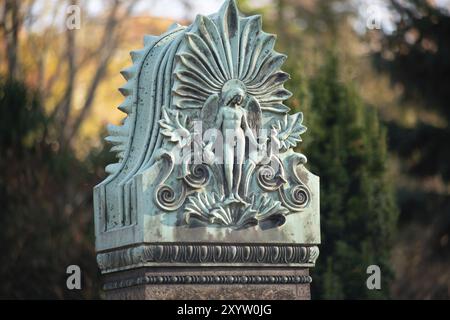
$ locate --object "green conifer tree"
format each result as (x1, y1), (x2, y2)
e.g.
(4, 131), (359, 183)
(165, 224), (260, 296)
(289, 55), (398, 299)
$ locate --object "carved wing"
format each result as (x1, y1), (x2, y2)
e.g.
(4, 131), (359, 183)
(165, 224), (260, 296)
(244, 96), (262, 137)
(201, 94), (220, 134)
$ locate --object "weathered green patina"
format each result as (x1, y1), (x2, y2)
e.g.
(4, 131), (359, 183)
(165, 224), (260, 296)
(94, 0), (320, 275)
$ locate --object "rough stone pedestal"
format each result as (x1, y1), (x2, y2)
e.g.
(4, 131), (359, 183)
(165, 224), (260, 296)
(103, 267), (311, 300)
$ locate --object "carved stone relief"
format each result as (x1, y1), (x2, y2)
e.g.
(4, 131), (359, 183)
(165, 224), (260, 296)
(94, 0), (320, 272)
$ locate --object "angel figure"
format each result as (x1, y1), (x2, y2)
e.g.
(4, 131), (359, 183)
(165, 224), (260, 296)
(203, 79), (263, 204)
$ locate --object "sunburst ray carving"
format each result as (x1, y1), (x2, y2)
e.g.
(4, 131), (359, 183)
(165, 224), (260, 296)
(173, 0), (292, 113)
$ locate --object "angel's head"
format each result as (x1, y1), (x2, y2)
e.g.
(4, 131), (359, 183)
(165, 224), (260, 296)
(221, 79), (246, 107)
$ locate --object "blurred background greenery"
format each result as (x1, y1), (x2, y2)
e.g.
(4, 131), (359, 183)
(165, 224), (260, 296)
(0, 0), (449, 299)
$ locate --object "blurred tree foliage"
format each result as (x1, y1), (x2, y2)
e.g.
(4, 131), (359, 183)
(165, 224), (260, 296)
(0, 77), (112, 298)
(0, 0), (141, 149)
(293, 55), (398, 299)
(372, 0), (450, 299)
(374, 0), (450, 180)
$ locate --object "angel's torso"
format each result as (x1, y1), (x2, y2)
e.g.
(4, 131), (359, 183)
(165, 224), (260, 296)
(220, 105), (246, 132)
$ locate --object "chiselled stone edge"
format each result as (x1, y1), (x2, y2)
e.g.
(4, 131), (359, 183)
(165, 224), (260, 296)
(103, 274), (313, 291)
(97, 244), (320, 274)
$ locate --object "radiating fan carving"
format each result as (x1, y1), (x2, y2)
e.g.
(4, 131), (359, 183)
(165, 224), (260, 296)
(173, 0), (292, 113)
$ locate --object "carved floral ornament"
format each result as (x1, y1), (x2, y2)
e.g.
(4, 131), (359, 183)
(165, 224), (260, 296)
(103, 0), (312, 230)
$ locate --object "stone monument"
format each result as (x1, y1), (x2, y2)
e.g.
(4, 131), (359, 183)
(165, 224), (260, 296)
(94, 0), (320, 300)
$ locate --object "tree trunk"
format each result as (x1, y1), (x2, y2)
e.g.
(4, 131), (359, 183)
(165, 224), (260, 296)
(1, 0), (21, 80)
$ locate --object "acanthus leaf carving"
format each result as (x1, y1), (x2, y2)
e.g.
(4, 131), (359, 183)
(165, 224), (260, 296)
(159, 107), (192, 148)
(272, 113), (307, 152)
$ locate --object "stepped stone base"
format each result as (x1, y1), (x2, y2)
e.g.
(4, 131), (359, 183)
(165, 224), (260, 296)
(102, 267), (311, 300)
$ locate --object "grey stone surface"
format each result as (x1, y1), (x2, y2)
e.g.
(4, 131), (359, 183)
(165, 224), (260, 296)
(97, 244), (319, 273)
(103, 268), (311, 300)
(94, 0), (320, 299)
(94, 0), (320, 252)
